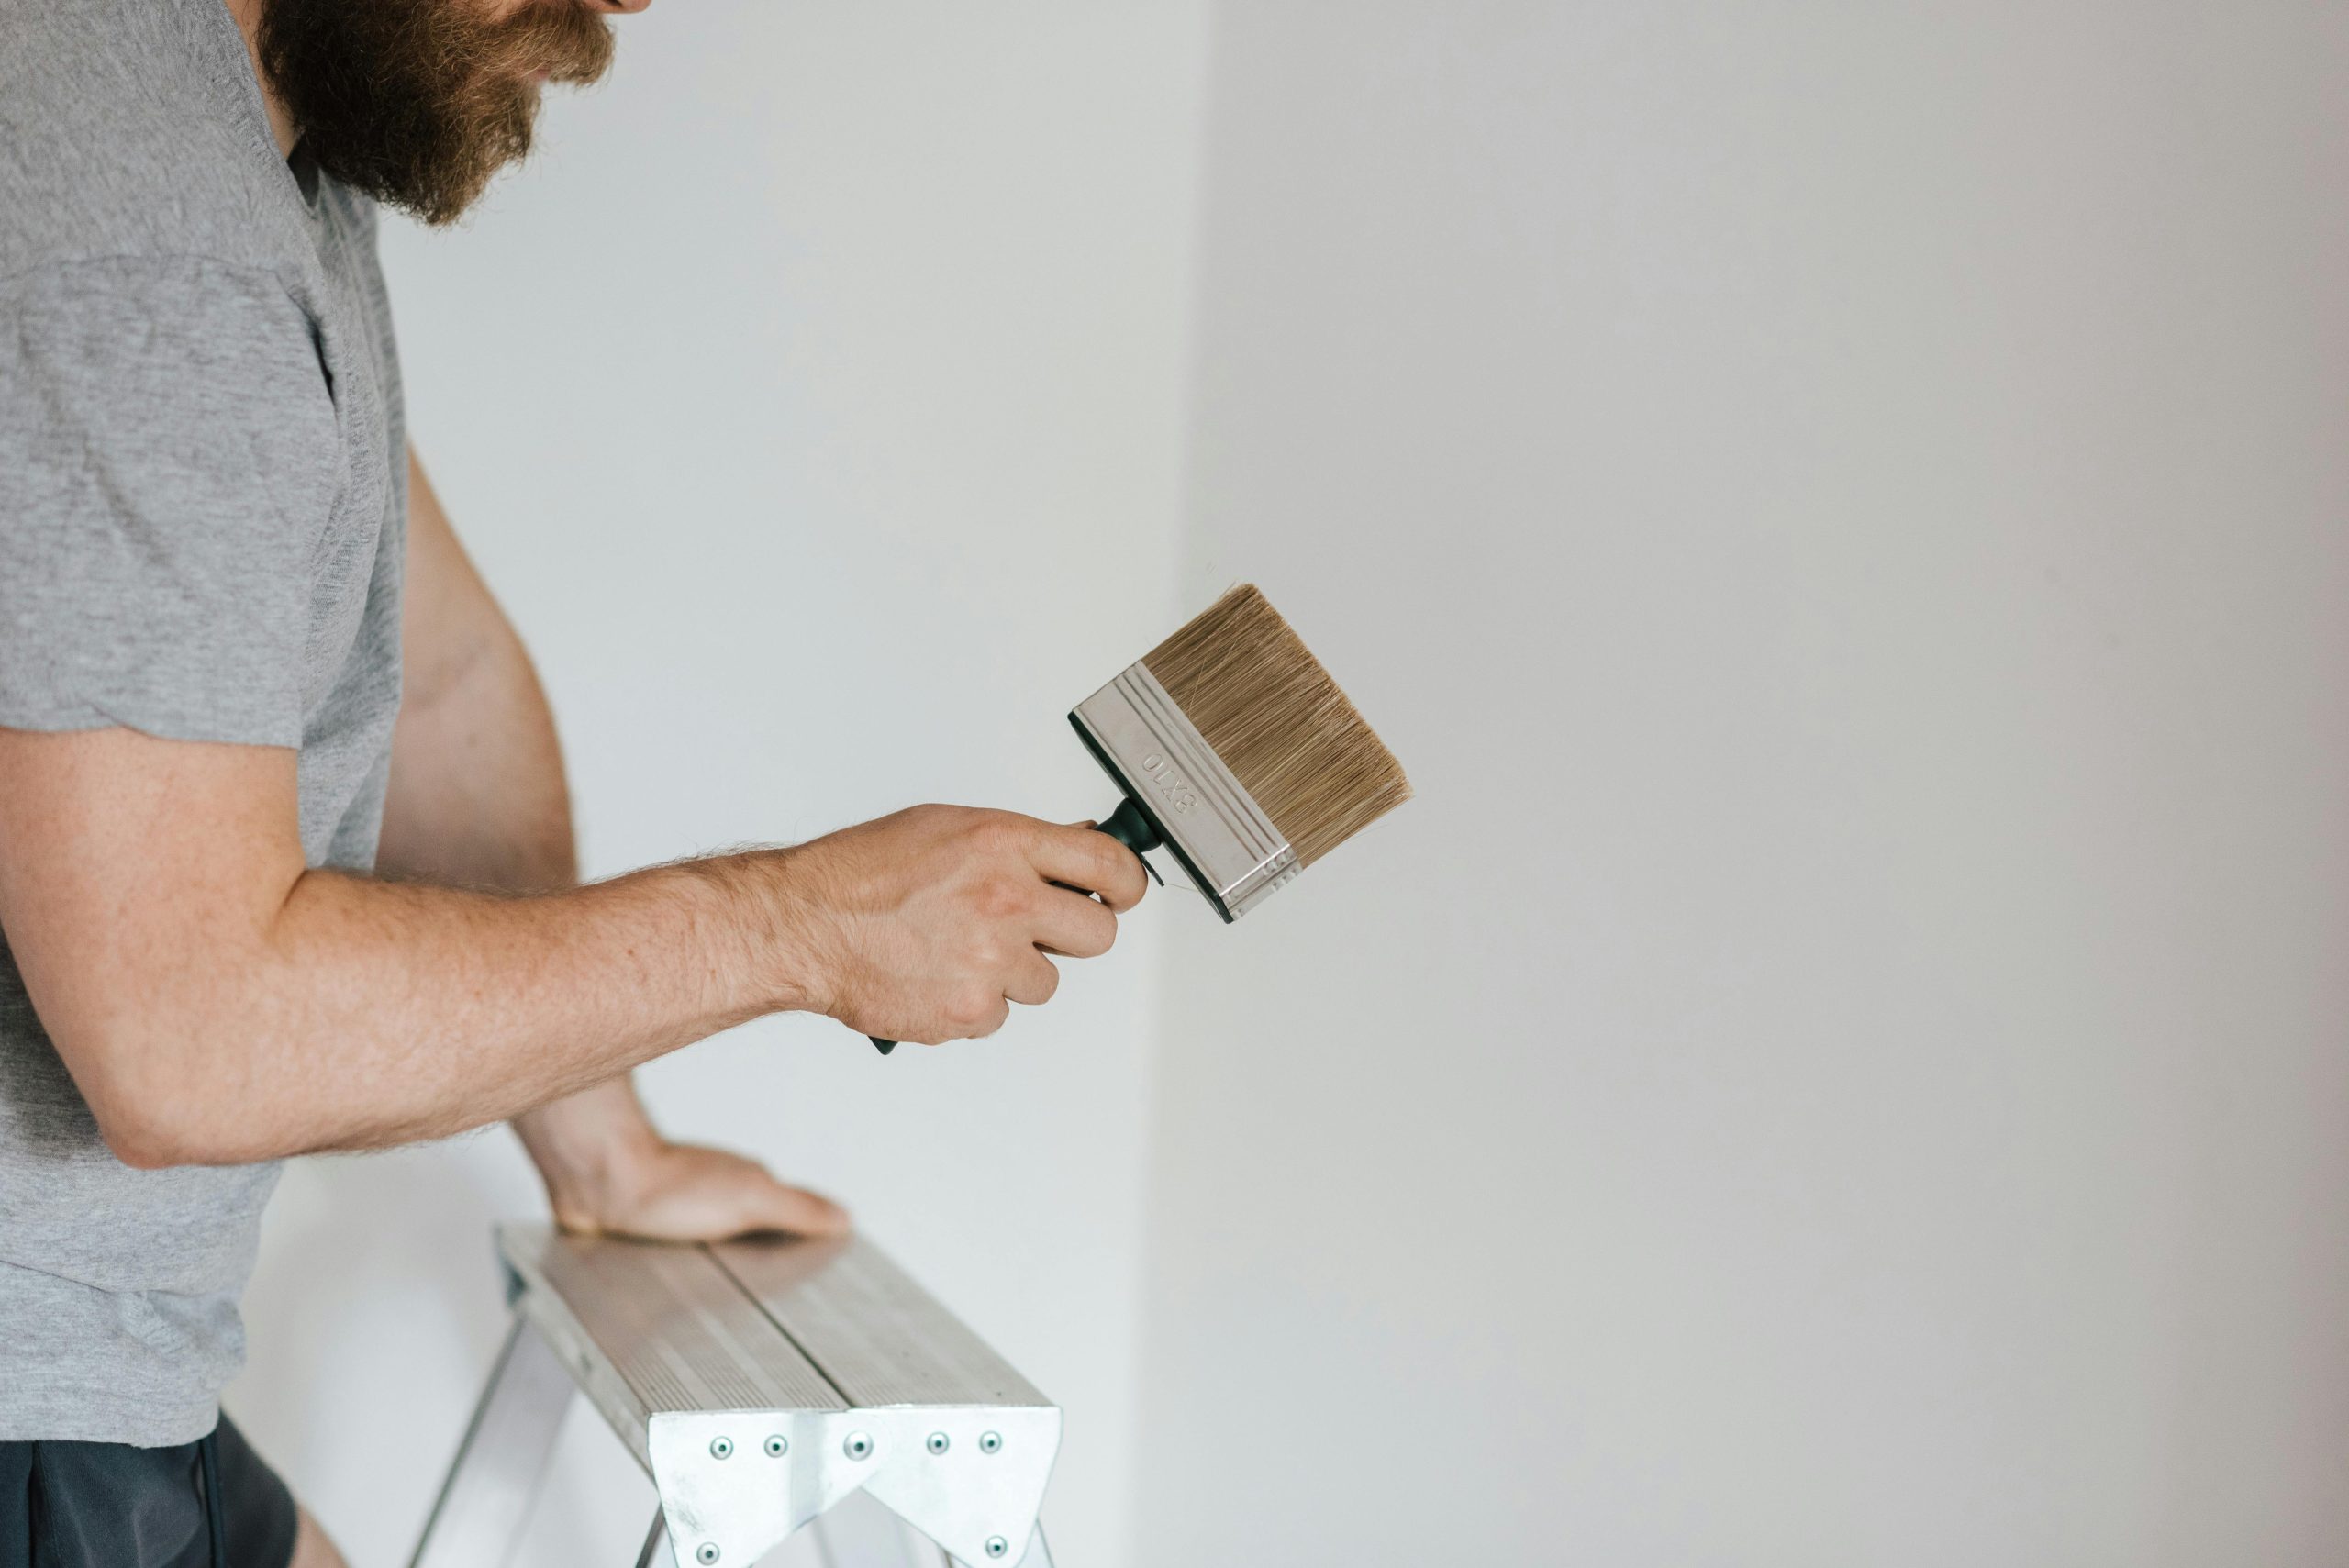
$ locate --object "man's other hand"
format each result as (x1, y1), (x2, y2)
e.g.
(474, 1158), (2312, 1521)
(781, 805), (1149, 1046)
(549, 1135), (850, 1242)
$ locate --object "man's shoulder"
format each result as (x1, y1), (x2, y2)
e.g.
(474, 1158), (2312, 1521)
(0, 0), (308, 287)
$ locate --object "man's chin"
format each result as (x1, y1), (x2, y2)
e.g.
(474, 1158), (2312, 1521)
(260, 0), (602, 227)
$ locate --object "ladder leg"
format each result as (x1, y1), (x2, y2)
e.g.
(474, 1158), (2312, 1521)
(409, 1315), (577, 1568)
(633, 1511), (673, 1568)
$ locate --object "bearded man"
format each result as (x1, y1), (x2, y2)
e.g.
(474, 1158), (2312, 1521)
(0, 1), (1148, 1563)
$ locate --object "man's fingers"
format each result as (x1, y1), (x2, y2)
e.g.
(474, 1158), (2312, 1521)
(943, 989), (1011, 1040)
(1030, 820), (1150, 912)
(1031, 884), (1118, 960)
(1003, 949), (1061, 1007)
(748, 1183), (852, 1240)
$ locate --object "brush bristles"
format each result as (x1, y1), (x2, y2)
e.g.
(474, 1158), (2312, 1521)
(1141, 584), (1410, 868)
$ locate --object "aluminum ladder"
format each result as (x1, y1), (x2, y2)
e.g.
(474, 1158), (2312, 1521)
(408, 1225), (1062, 1568)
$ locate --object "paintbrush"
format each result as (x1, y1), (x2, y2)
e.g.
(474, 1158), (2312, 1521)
(872, 584), (1410, 1051)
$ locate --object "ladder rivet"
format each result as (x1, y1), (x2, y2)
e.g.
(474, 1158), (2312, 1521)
(844, 1431), (874, 1461)
(763, 1435), (788, 1458)
(696, 1546), (720, 1565)
(985, 1536), (1009, 1559)
(708, 1436), (733, 1460)
(927, 1431), (951, 1455)
(979, 1430), (1003, 1454)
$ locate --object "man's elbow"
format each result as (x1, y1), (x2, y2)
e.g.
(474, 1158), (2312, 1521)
(97, 1106), (196, 1171)
(66, 1024), (247, 1171)
(86, 1073), (211, 1172)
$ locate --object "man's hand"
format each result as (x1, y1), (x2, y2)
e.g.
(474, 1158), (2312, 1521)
(551, 1138), (849, 1241)
(780, 805), (1149, 1046)
(514, 1075), (847, 1241)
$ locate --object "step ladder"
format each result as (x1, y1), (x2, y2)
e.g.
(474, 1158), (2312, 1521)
(408, 1225), (1062, 1568)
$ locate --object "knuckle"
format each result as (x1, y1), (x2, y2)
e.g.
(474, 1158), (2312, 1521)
(971, 812), (1024, 853)
(949, 985), (998, 1033)
(974, 875), (1029, 923)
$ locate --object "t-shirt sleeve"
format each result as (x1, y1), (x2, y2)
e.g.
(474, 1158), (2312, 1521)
(0, 255), (340, 747)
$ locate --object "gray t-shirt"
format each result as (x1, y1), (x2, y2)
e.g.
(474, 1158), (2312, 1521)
(0, 0), (406, 1443)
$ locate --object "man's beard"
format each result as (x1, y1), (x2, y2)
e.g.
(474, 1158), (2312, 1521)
(257, 0), (615, 227)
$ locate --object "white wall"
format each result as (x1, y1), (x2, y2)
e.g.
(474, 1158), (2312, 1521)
(1134, 5), (2349, 1566)
(226, 5), (1208, 1564)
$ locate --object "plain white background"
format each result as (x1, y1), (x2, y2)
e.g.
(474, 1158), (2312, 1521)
(229, 4), (2349, 1565)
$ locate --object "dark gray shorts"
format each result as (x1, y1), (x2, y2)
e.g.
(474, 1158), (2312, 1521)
(0, 1416), (296, 1568)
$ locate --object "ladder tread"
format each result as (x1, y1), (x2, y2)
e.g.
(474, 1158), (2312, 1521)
(497, 1224), (1051, 1418)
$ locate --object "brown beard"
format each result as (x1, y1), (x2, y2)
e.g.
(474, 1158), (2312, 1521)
(257, 0), (615, 227)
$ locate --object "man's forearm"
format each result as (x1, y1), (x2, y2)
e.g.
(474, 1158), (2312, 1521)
(99, 846), (814, 1166)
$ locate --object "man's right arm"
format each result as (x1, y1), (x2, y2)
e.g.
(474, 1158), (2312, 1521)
(0, 725), (1142, 1170)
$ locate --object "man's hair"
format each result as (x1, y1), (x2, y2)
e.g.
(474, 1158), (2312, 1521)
(259, 0), (616, 227)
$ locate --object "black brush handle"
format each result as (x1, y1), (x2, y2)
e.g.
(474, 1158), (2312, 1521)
(869, 800), (1163, 1054)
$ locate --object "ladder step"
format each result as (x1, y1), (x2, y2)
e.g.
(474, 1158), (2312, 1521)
(708, 1234), (1050, 1411)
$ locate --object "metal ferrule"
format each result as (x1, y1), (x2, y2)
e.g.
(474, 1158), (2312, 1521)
(1071, 662), (1299, 922)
